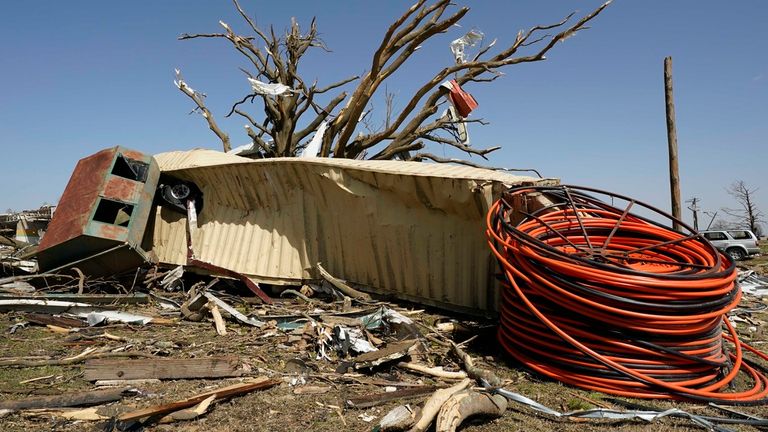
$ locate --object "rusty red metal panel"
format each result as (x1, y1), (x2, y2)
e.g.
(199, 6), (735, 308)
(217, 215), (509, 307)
(103, 176), (140, 202)
(122, 150), (148, 161)
(38, 148), (115, 250)
(37, 146), (159, 274)
(93, 223), (129, 241)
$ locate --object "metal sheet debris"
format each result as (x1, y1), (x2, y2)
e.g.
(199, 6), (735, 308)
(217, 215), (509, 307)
(150, 149), (556, 314)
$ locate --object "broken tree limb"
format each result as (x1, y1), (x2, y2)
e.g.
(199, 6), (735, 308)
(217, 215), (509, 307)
(380, 405), (421, 432)
(0, 387), (132, 411)
(434, 390), (507, 432)
(117, 377), (279, 421)
(409, 378), (471, 432)
(174, 69), (231, 152)
(397, 362), (468, 380)
(84, 357), (242, 381)
(316, 263), (372, 301)
(450, 341), (502, 387)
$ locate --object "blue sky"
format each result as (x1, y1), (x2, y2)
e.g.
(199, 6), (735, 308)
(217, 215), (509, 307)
(1, 1), (766, 230)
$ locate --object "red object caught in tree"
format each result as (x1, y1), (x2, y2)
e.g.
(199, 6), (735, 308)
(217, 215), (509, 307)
(446, 80), (478, 118)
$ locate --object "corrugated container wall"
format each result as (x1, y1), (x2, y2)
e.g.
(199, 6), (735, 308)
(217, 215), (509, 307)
(150, 150), (556, 315)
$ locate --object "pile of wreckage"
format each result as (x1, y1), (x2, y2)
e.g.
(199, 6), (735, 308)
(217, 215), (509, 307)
(1, 146), (767, 431)
(0, 205), (53, 274)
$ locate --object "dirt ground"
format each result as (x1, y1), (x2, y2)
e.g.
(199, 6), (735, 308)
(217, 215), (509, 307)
(1, 245), (767, 432)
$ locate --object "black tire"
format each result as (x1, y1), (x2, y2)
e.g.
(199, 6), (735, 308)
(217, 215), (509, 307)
(726, 247), (746, 261)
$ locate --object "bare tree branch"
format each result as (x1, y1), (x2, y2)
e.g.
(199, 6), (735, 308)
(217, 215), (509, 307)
(722, 180), (765, 235)
(408, 153), (542, 178)
(178, 0), (612, 164)
(174, 70), (231, 152)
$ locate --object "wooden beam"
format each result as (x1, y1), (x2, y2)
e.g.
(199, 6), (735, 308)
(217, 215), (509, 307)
(0, 387), (130, 411)
(84, 357), (242, 381)
(346, 386), (439, 409)
(117, 378), (279, 421)
(664, 56), (682, 231)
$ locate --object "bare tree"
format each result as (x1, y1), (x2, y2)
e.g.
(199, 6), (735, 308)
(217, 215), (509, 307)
(722, 180), (765, 235)
(175, 0), (611, 162)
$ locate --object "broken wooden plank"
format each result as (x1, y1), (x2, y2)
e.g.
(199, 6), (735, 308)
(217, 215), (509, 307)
(354, 339), (417, 369)
(118, 377), (279, 421)
(25, 313), (85, 328)
(0, 387), (132, 411)
(84, 357), (242, 381)
(95, 379), (161, 387)
(346, 386), (439, 409)
(0, 293), (150, 305)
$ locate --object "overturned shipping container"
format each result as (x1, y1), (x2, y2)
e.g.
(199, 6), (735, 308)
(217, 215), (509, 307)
(149, 150), (556, 315)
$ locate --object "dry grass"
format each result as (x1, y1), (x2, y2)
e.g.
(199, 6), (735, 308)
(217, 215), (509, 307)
(1, 249), (767, 432)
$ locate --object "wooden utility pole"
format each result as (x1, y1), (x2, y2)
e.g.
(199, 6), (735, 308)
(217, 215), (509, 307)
(664, 56), (682, 231)
(686, 197), (700, 231)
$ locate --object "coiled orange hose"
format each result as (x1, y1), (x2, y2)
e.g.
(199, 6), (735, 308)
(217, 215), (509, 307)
(487, 185), (768, 404)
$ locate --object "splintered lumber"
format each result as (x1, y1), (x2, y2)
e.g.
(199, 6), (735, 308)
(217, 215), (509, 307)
(346, 386), (439, 409)
(118, 377), (279, 421)
(84, 357), (241, 381)
(0, 387), (131, 411)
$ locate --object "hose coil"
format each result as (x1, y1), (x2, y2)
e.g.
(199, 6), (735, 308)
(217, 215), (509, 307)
(487, 185), (768, 404)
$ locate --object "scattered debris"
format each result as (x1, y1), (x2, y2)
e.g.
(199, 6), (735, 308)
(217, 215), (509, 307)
(739, 270), (768, 296)
(0, 148), (765, 432)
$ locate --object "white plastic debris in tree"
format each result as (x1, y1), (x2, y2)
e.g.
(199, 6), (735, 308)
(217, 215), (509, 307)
(247, 77), (296, 96)
(300, 121), (327, 158)
(450, 29), (484, 64)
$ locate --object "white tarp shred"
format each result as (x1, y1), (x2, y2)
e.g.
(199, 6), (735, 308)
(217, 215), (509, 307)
(300, 121), (327, 158)
(450, 29), (483, 63)
(247, 77), (296, 96)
